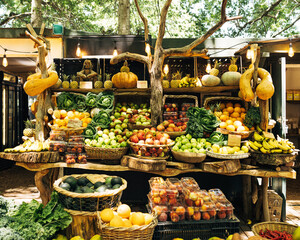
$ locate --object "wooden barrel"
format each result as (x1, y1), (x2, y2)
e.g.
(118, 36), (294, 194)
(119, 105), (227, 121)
(65, 209), (100, 240)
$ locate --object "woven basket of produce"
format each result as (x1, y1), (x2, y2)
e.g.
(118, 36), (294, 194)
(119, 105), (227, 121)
(250, 151), (298, 166)
(85, 146), (128, 161)
(216, 128), (253, 139)
(252, 222), (297, 237)
(203, 96), (248, 110)
(128, 123), (153, 130)
(98, 211), (158, 240)
(207, 151), (250, 160)
(53, 174), (127, 212)
(171, 150), (206, 163)
(165, 131), (186, 139)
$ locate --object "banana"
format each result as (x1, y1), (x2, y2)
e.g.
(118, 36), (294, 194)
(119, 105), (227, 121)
(253, 132), (264, 142)
(283, 150), (288, 154)
(271, 149), (282, 153)
(256, 125), (263, 133)
(260, 147), (269, 154)
(277, 141), (290, 151)
(262, 140), (272, 150)
(253, 141), (263, 148)
(267, 139), (277, 149)
(249, 141), (259, 150)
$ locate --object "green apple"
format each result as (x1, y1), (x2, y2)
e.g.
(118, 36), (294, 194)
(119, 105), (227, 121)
(103, 129), (110, 135)
(241, 146), (249, 153)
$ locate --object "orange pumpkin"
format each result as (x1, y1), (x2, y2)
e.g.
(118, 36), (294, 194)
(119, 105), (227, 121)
(112, 61), (138, 88)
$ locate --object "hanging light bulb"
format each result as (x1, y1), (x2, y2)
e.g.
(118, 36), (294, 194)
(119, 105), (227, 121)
(288, 42), (294, 57)
(145, 43), (151, 56)
(2, 50), (8, 67)
(246, 46), (252, 60)
(76, 42), (81, 57)
(113, 47), (118, 57)
(206, 59), (211, 73)
(163, 64), (169, 75)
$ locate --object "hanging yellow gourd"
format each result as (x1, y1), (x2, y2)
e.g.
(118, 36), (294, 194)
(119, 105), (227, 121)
(111, 61), (138, 88)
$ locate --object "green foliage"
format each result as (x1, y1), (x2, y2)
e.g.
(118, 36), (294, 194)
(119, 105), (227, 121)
(0, 0), (299, 37)
(243, 106), (261, 128)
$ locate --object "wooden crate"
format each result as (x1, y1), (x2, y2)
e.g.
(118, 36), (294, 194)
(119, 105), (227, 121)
(268, 190), (283, 222)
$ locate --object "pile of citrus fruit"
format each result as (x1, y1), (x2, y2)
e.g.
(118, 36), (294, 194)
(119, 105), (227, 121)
(209, 102), (253, 132)
(100, 204), (154, 228)
(52, 109), (92, 128)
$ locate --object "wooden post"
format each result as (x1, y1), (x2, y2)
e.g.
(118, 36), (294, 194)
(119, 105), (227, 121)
(262, 177), (270, 221)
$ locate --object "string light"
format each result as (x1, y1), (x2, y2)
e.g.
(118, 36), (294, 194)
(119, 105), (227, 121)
(76, 42), (81, 57)
(206, 59), (211, 73)
(288, 42), (294, 57)
(2, 49), (8, 67)
(163, 64), (169, 75)
(113, 41), (118, 57)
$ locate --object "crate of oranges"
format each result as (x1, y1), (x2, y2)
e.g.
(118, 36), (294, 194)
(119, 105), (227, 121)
(204, 97), (254, 139)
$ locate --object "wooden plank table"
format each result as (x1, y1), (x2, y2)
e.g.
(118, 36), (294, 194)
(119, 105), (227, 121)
(0, 152), (297, 220)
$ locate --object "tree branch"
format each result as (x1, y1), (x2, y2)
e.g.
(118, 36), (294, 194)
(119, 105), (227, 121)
(0, 12), (31, 26)
(154, 0), (172, 51)
(164, 49), (208, 58)
(110, 52), (151, 69)
(240, 0), (284, 30)
(163, 0), (241, 57)
(134, 0), (149, 41)
(272, 16), (300, 37)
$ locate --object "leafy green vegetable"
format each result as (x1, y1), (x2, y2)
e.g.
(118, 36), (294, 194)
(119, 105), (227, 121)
(243, 106), (261, 128)
(57, 92), (76, 111)
(90, 111), (111, 129)
(85, 92), (98, 108)
(206, 131), (228, 146)
(0, 226), (24, 240)
(84, 124), (97, 138)
(96, 91), (114, 113)
(186, 107), (220, 138)
(75, 94), (88, 112)
(0, 197), (18, 217)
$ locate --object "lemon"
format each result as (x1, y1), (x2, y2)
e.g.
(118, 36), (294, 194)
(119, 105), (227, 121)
(70, 236), (84, 240)
(90, 234), (101, 240)
(144, 213), (153, 225)
(100, 208), (114, 223)
(117, 204), (131, 219)
(110, 215), (125, 227)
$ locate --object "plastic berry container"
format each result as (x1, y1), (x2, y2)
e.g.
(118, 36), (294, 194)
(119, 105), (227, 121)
(181, 103), (195, 111)
(150, 202), (169, 222)
(69, 135), (85, 143)
(200, 201), (217, 220)
(65, 153), (77, 164)
(66, 142), (85, 154)
(49, 130), (66, 141)
(183, 188), (203, 207)
(49, 141), (67, 154)
(166, 178), (183, 195)
(198, 190), (212, 202)
(77, 152), (87, 164)
(147, 193), (168, 206)
(170, 202), (186, 222)
(209, 188), (227, 203)
(181, 177), (199, 190)
(215, 200), (234, 219)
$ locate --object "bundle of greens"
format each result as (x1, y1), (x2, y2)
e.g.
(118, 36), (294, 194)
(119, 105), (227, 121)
(90, 111), (111, 129)
(0, 192), (72, 240)
(206, 131), (228, 146)
(57, 92), (76, 111)
(85, 92), (98, 108)
(243, 106), (261, 128)
(96, 91), (114, 113)
(186, 107), (220, 138)
(75, 94), (88, 112)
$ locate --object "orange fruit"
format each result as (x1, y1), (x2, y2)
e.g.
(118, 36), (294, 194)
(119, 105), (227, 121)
(220, 115), (228, 122)
(230, 112), (239, 118)
(241, 107), (246, 113)
(110, 215), (125, 227)
(60, 110), (67, 118)
(130, 212), (145, 226)
(226, 102), (233, 108)
(241, 113), (246, 119)
(220, 103), (226, 110)
(117, 204), (131, 219)
(86, 118), (92, 124)
(100, 208), (115, 223)
(220, 122), (227, 129)
(78, 113), (85, 120)
(123, 219), (132, 227)
(237, 117), (243, 122)
(225, 120), (233, 126)
(244, 126), (250, 131)
(237, 126), (246, 132)
(222, 108), (227, 112)
(67, 111), (75, 119)
(74, 111), (80, 118)
(234, 103), (241, 108)
(223, 111), (230, 116)
(82, 122), (88, 128)
(227, 107), (234, 113)
(226, 125), (235, 131)
(234, 107), (241, 113)
(230, 118), (237, 122)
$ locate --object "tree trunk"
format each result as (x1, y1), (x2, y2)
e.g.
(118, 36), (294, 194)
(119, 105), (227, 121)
(118, 0), (130, 35)
(150, 48), (164, 126)
(31, 0), (42, 28)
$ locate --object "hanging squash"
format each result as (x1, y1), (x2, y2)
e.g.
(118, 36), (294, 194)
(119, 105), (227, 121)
(221, 57), (241, 86)
(111, 61), (138, 88)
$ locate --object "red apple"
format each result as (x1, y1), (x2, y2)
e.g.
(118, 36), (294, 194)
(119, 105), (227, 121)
(156, 132), (163, 140)
(162, 120), (170, 127)
(137, 131), (145, 140)
(160, 137), (167, 145)
(170, 212), (180, 222)
(145, 138), (154, 145)
(130, 135), (139, 143)
(157, 124), (165, 131)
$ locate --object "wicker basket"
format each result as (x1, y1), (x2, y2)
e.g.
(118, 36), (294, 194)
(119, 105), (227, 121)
(250, 151), (298, 166)
(252, 222), (298, 236)
(163, 95), (199, 108)
(85, 146), (128, 161)
(128, 123), (153, 130)
(53, 174), (127, 212)
(165, 131), (186, 139)
(203, 96), (248, 110)
(207, 151), (250, 160)
(171, 150), (206, 163)
(217, 128), (253, 139)
(97, 211), (158, 240)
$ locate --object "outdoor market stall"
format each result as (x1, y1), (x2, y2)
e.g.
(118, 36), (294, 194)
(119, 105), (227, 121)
(0, 1), (299, 239)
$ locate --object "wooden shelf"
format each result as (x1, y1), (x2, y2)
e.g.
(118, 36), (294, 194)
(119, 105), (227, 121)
(51, 88), (151, 96)
(164, 86), (240, 93)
